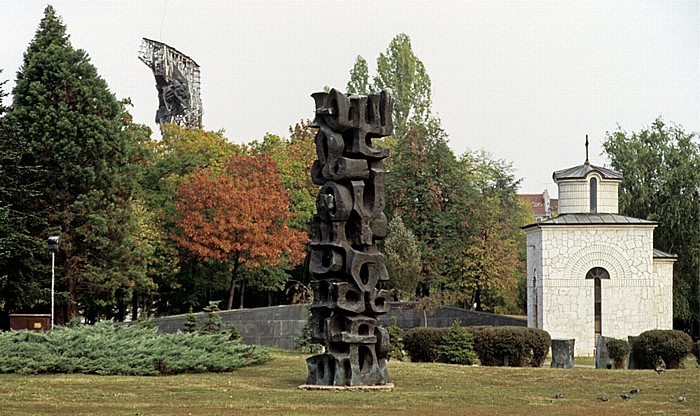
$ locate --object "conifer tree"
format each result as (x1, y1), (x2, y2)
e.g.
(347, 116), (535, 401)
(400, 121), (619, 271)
(5, 6), (150, 322)
(0, 70), (46, 317)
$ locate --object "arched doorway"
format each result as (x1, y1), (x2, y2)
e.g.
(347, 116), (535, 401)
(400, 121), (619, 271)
(586, 267), (610, 341)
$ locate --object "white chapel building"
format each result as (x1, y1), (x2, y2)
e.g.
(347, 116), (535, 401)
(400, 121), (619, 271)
(523, 152), (676, 357)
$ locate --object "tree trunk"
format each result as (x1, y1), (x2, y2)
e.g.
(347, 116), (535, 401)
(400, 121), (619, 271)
(227, 278), (237, 311)
(115, 289), (126, 322)
(239, 279), (246, 309)
(227, 259), (240, 310)
(474, 282), (483, 311)
(67, 259), (79, 320)
(267, 291), (272, 307)
(131, 292), (138, 321)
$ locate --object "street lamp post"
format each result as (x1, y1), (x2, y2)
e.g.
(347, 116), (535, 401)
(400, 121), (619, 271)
(48, 236), (60, 329)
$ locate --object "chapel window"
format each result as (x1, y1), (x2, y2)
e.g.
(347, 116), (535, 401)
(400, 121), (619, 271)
(590, 177), (598, 213)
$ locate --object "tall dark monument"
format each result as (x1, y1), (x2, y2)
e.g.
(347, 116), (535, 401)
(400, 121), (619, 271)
(305, 89), (393, 386)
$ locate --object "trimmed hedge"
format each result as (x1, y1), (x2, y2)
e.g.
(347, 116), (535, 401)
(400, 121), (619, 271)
(403, 327), (448, 362)
(403, 325), (550, 367)
(606, 338), (631, 369)
(470, 326), (551, 367)
(632, 329), (693, 369)
(0, 321), (271, 375)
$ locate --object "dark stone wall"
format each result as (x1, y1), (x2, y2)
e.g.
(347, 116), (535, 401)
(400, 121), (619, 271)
(147, 302), (526, 350)
(149, 304), (309, 350)
(380, 302), (527, 330)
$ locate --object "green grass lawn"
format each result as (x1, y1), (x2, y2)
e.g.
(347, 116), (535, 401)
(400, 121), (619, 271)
(0, 349), (697, 416)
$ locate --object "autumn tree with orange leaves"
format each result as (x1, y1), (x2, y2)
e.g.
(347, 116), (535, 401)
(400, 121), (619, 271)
(174, 153), (308, 310)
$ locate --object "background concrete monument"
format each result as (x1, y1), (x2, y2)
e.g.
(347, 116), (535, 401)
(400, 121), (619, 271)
(138, 38), (203, 129)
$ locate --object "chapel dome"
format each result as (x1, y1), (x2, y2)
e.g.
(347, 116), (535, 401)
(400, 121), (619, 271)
(554, 162), (622, 215)
(553, 163), (623, 181)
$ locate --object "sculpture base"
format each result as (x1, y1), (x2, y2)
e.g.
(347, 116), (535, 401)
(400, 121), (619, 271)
(298, 383), (394, 391)
(306, 351), (389, 386)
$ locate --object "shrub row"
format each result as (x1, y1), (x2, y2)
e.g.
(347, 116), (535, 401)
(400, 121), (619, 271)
(470, 326), (550, 367)
(402, 327), (448, 363)
(0, 321), (271, 375)
(403, 325), (551, 367)
(632, 329), (693, 369)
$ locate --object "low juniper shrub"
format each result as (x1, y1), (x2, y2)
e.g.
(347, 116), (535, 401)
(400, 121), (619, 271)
(0, 322), (270, 375)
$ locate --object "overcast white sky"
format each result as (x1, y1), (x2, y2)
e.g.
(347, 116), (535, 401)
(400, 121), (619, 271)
(1, 1), (698, 196)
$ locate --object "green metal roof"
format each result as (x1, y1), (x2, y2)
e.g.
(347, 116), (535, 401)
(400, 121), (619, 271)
(553, 163), (623, 181)
(653, 248), (678, 259)
(522, 213), (657, 230)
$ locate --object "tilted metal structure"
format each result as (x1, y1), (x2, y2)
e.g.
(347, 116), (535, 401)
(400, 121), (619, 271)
(305, 88), (393, 387)
(138, 38), (202, 129)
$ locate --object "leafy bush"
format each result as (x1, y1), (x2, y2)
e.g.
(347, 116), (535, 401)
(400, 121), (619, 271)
(437, 320), (477, 365)
(606, 338), (631, 369)
(470, 326), (551, 367)
(386, 316), (405, 361)
(403, 327), (448, 362)
(0, 322), (270, 375)
(295, 309), (322, 354)
(632, 329), (693, 369)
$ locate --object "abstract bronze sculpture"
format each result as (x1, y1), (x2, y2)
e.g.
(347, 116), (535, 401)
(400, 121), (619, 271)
(139, 38), (203, 129)
(306, 89), (393, 386)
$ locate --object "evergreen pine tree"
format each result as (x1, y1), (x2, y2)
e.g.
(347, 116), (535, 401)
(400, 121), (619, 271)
(5, 6), (150, 322)
(201, 301), (223, 333)
(0, 70), (46, 317)
(183, 306), (198, 333)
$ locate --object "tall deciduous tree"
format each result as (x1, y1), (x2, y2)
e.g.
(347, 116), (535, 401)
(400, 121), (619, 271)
(174, 153), (308, 310)
(387, 121), (471, 295)
(5, 6), (150, 322)
(382, 216), (422, 300)
(247, 123), (318, 305)
(603, 118), (700, 336)
(346, 56), (371, 96)
(137, 123), (243, 315)
(348, 33), (433, 139)
(250, 121), (318, 232)
(451, 151), (530, 313)
(346, 34), (528, 313)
